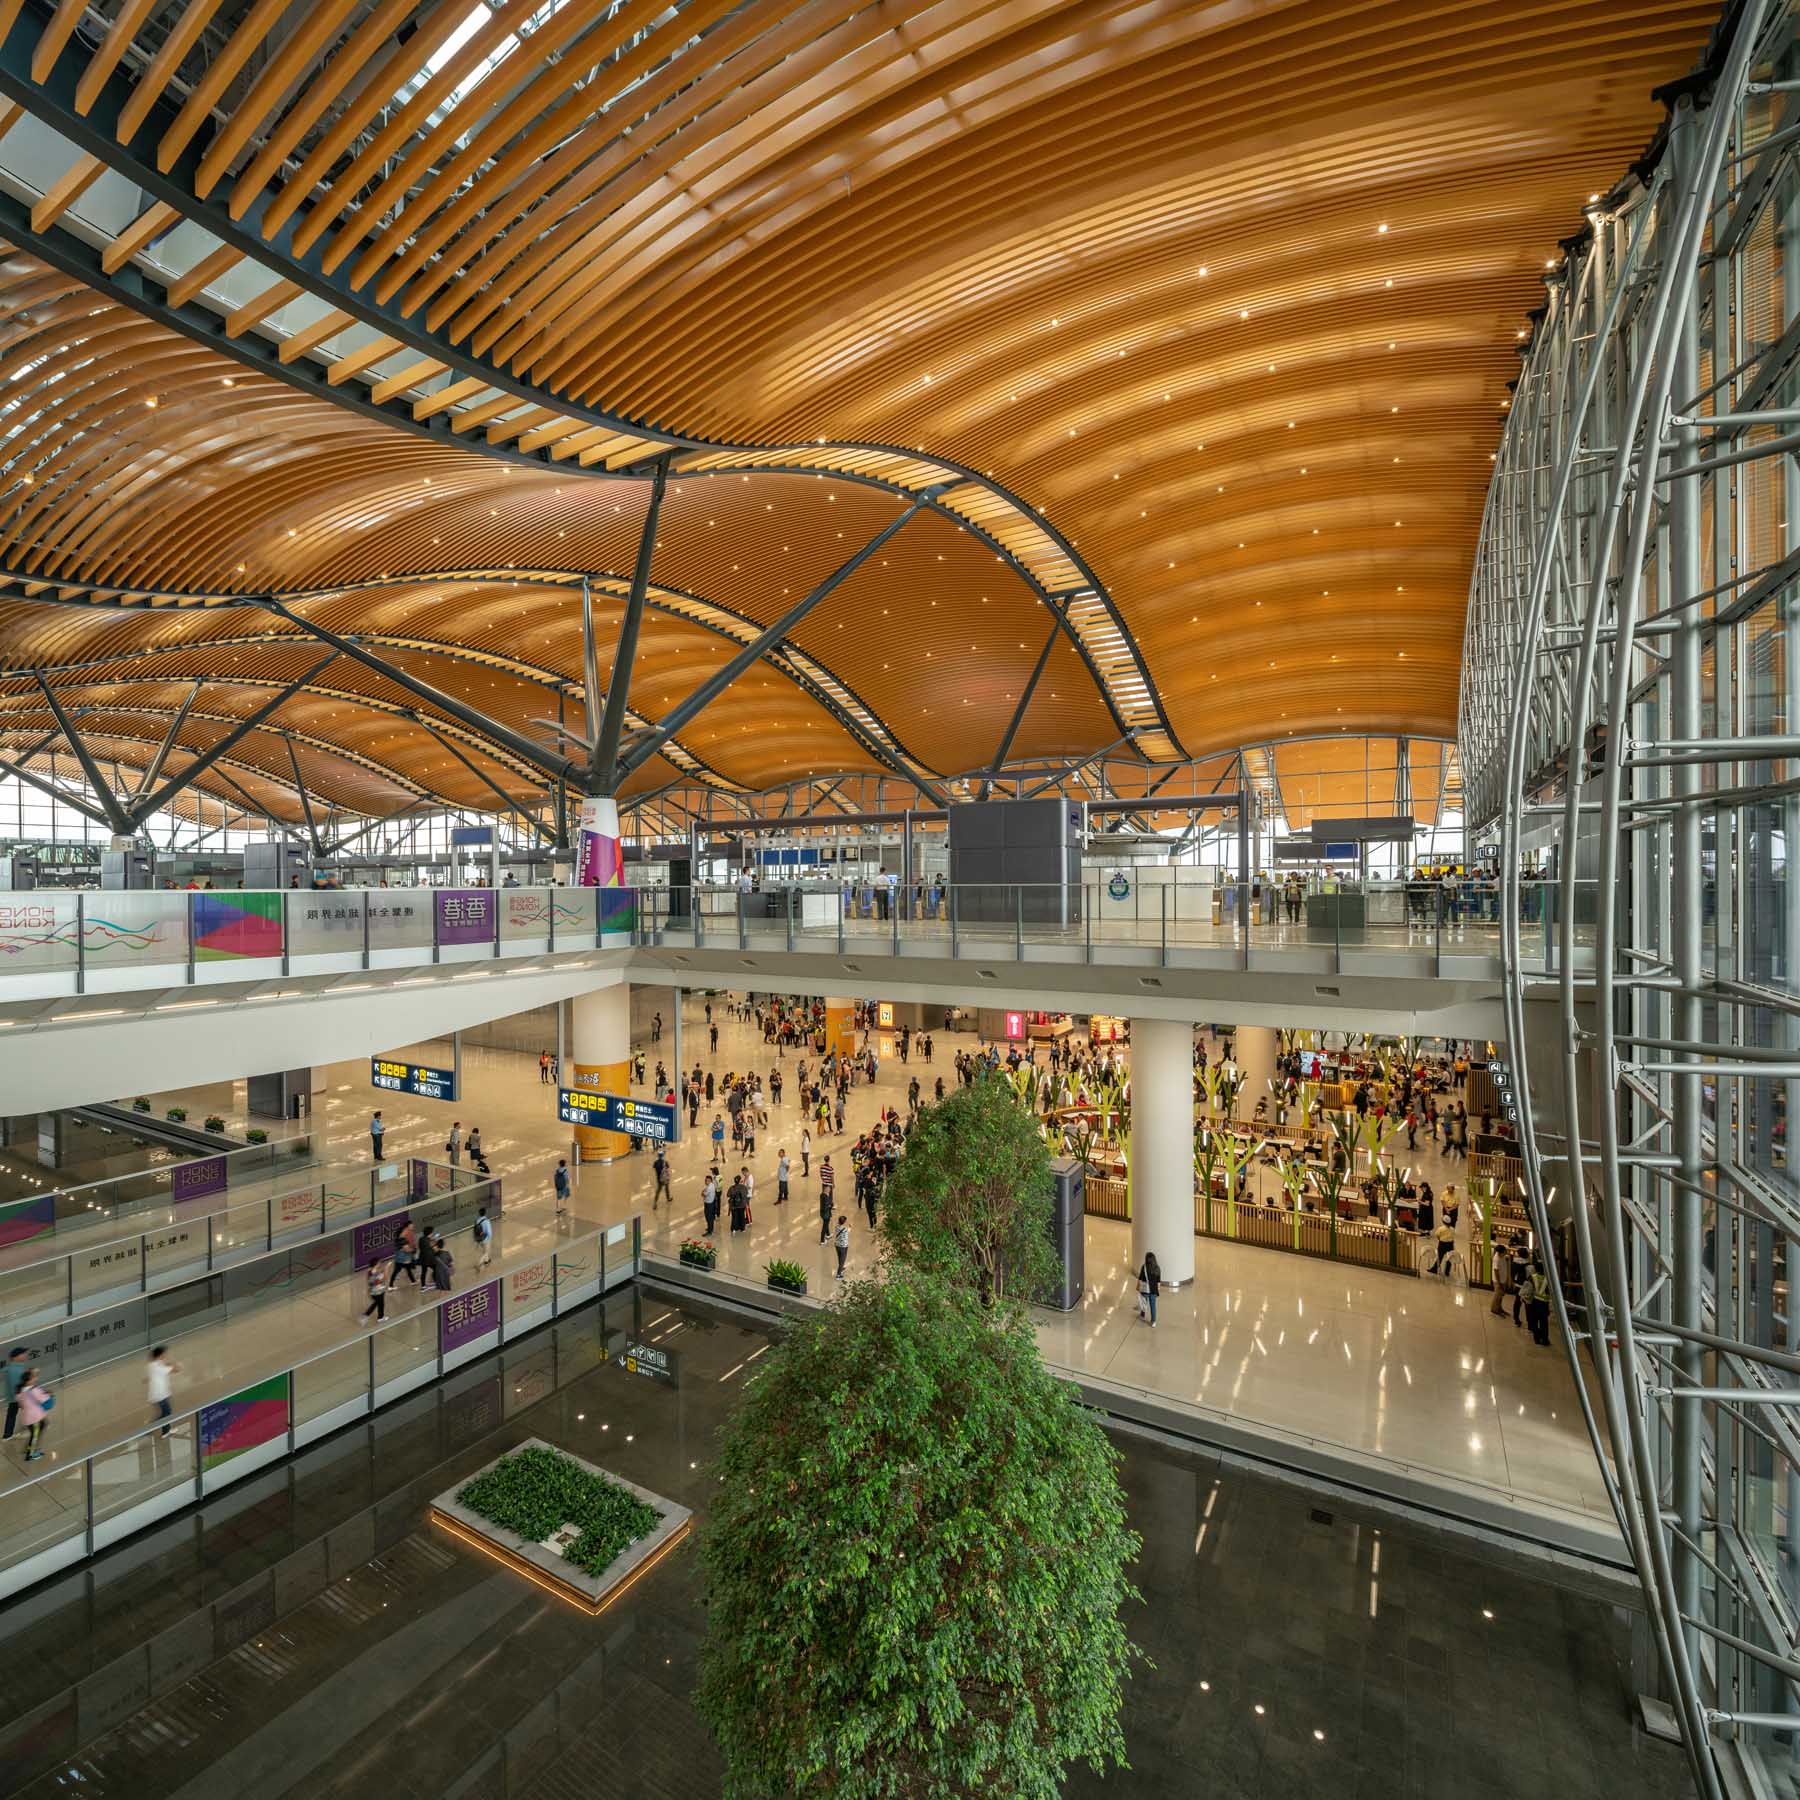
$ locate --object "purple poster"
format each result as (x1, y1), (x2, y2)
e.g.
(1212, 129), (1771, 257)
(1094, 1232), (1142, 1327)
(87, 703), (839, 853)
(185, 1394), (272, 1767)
(439, 1279), (499, 1353)
(435, 889), (496, 946)
(172, 1156), (227, 1205)
(354, 1211), (410, 1270)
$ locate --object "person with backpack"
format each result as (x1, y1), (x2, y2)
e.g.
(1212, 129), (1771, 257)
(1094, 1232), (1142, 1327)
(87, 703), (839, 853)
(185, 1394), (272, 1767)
(818, 1157), (836, 1242)
(364, 1260), (390, 1323)
(834, 1215), (851, 1279)
(652, 1147), (671, 1208)
(16, 1369), (51, 1460)
(431, 1234), (455, 1292)
(473, 1207), (494, 1268)
(554, 1158), (570, 1219)
(466, 1126), (489, 1175)
(1136, 1251), (1161, 1326)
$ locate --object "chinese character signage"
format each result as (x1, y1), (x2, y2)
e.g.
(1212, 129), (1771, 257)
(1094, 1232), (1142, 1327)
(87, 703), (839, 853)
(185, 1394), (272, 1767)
(557, 1090), (675, 1141)
(370, 1057), (458, 1101)
(172, 1156), (227, 1205)
(440, 1279), (499, 1353)
(198, 1374), (289, 1472)
(434, 888), (494, 946)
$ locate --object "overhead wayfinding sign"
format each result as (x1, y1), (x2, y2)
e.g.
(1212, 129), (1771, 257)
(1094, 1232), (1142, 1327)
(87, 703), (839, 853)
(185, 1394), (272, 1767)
(371, 1057), (458, 1101)
(558, 1090), (676, 1141)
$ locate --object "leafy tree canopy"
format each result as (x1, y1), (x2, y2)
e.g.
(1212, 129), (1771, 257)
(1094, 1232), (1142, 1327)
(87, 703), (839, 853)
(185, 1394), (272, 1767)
(879, 1073), (1060, 1310)
(696, 1272), (1141, 1799)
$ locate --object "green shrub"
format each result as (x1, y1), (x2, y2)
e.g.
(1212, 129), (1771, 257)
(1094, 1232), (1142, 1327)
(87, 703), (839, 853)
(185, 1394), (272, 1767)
(764, 1257), (808, 1288)
(204, 1116), (226, 1134)
(245, 1128), (268, 1144)
(458, 1444), (658, 1578)
(132, 1098), (151, 1113)
(166, 1107), (187, 1122)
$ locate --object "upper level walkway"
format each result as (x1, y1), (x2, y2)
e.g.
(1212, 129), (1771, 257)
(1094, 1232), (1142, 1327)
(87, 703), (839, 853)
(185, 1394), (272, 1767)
(0, 876), (1583, 1008)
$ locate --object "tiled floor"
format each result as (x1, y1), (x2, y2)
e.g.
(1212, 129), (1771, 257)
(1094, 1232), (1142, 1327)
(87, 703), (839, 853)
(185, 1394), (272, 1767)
(0, 1288), (1684, 1800)
(100, 991), (1605, 1538)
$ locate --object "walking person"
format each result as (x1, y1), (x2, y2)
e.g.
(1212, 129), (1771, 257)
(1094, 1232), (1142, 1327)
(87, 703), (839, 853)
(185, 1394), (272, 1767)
(539, 1050), (551, 1085)
(392, 1222), (420, 1285)
(710, 1020), (719, 1053)
(818, 1157), (836, 1242)
(1431, 1217), (1456, 1274)
(445, 1120), (462, 1168)
(16, 1369), (51, 1461)
(370, 1109), (385, 1162)
(834, 1214), (850, 1279)
(553, 1157), (571, 1220)
(467, 1125), (488, 1175)
(473, 1207), (494, 1269)
(652, 1146), (671, 1207)
(652, 1010), (663, 1045)
(1523, 1261), (1553, 1344)
(1136, 1251), (1162, 1326)
(147, 1346), (180, 1435)
(3, 1346), (27, 1442)
(364, 1260), (389, 1323)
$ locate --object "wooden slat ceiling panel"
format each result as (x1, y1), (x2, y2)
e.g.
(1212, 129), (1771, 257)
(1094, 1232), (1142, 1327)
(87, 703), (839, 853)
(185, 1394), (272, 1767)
(0, 0), (1719, 812)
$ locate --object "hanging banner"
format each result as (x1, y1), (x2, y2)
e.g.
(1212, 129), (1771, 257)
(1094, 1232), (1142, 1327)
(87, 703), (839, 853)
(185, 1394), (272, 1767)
(577, 794), (621, 888)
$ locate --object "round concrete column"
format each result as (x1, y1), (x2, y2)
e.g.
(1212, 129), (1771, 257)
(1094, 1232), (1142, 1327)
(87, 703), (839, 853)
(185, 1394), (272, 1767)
(570, 983), (630, 1161)
(824, 997), (858, 1059)
(1130, 1016), (1196, 1286)
(1232, 1024), (1279, 1122)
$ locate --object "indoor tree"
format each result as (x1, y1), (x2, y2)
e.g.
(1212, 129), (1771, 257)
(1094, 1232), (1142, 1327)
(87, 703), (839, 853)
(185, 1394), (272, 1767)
(881, 1072), (1060, 1309)
(696, 1271), (1142, 1800)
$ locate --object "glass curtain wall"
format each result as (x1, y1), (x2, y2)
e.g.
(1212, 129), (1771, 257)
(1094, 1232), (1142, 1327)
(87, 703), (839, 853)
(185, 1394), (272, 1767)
(1460, 6), (1800, 1794)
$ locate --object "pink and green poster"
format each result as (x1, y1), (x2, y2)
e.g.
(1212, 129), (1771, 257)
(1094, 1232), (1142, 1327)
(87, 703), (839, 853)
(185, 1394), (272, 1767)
(198, 1373), (289, 1471)
(193, 894), (283, 962)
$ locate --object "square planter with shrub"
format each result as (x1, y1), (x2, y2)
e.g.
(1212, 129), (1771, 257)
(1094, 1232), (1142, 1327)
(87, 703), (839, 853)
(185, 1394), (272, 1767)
(679, 1239), (717, 1270)
(765, 1258), (809, 1297)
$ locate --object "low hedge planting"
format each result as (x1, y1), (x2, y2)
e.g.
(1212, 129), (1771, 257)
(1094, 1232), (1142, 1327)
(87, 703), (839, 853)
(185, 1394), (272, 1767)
(765, 1257), (808, 1290)
(457, 1444), (658, 1578)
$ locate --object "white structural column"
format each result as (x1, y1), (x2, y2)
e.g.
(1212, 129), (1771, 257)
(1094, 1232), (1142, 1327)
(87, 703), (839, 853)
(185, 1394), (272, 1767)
(1130, 1016), (1196, 1286)
(1232, 1025), (1279, 1122)
(569, 981), (630, 1161)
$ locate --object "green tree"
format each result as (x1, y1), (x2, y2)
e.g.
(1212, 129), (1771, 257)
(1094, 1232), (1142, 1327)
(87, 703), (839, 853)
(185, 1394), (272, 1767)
(696, 1272), (1141, 1799)
(879, 1073), (1059, 1310)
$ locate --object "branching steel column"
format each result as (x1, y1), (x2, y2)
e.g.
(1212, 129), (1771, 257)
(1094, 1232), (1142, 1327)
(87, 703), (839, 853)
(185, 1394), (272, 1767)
(134, 680), (202, 800)
(34, 673), (131, 834)
(282, 731), (325, 856)
(411, 713), (555, 842)
(592, 458), (668, 794)
(135, 654), (339, 820)
(254, 600), (577, 784)
(619, 500), (929, 781)
(979, 616), (1061, 800)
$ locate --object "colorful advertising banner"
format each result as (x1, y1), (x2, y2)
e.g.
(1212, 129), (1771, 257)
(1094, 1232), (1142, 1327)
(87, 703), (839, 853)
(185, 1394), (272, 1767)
(439, 1279), (500, 1354)
(171, 1156), (227, 1205)
(434, 888), (495, 946)
(192, 892), (283, 962)
(198, 1374), (289, 1472)
(353, 1211), (410, 1270)
(0, 1193), (55, 1251)
(576, 794), (621, 888)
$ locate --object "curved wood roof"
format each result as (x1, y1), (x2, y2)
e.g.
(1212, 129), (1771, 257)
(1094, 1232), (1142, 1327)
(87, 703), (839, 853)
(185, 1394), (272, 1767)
(0, 0), (1719, 822)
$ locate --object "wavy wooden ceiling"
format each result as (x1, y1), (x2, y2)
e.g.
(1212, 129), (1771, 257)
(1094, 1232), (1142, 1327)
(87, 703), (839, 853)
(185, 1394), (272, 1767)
(0, 0), (1716, 822)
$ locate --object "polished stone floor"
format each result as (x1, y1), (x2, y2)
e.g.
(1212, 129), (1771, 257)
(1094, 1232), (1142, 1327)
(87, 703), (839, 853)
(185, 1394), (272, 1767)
(123, 990), (1607, 1541)
(0, 1287), (1684, 1800)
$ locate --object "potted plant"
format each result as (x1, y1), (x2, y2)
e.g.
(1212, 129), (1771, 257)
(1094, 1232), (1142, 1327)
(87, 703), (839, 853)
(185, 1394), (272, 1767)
(245, 1128), (268, 1144)
(204, 1115), (226, 1134)
(166, 1106), (188, 1122)
(680, 1237), (717, 1270)
(765, 1257), (808, 1297)
(132, 1097), (151, 1113)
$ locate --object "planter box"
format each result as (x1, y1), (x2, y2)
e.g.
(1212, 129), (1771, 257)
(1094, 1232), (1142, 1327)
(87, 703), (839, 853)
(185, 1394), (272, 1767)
(768, 1276), (808, 1297)
(679, 1248), (717, 1270)
(428, 1438), (692, 1616)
